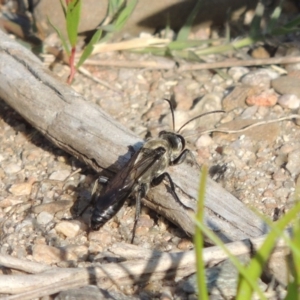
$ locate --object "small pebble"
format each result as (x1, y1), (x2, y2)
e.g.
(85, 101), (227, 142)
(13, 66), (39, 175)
(263, 197), (277, 209)
(88, 230), (112, 245)
(228, 67), (249, 81)
(88, 241), (103, 254)
(273, 169), (288, 182)
(196, 134), (213, 148)
(32, 200), (73, 214)
(272, 76), (300, 98)
(278, 94), (300, 109)
(49, 170), (71, 181)
(2, 163), (22, 174)
(63, 245), (89, 261)
(246, 90), (278, 106)
(240, 106), (258, 119)
(286, 149), (300, 177)
(174, 80), (194, 110)
(263, 189), (274, 197)
(251, 46), (271, 59)
(241, 69), (277, 89)
(135, 226), (150, 237)
(177, 238), (193, 250)
(36, 211), (54, 225)
(9, 181), (34, 196)
(32, 244), (62, 264)
(55, 220), (87, 238)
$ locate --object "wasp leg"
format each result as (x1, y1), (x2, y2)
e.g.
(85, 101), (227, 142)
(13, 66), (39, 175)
(171, 149), (200, 169)
(131, 183), (147, 244)
(128, 145), (136, 156)
(152, 172), (190, 209)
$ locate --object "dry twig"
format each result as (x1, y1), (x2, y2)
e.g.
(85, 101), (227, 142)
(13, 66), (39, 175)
(0, 232), (290, 298)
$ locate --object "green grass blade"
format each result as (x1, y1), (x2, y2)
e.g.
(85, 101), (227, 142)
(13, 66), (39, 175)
(285, 219), (300, 299)
(100, 24), (116, 33)
(108, 0), (124, 16)
(254, 211), (300, 259)
(59, 0), (67, 17)
(272, 27), (300, 35)
(113, 0), (137, 31)
(167, 39), (216, 51)
(279, 14), (300, 30)
(292, 219), (300, 284)
(177, 0), (202, 41)
(194, 165), (208, 300)
(163, 13), (171, 39)
(47, 16), (70, 56)
(271, 14), (300, 35)
(76, 29), (103, 68)
(195, 219), (266, 300)
(236, 201), (300, 299)
(66, 0), (82, 46)
(195, 36), (258, 56)
(266, 1), (282, 33)
(249, 1), (264, 38)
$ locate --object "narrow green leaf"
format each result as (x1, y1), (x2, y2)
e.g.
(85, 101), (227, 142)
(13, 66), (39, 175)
(266, 1), (282, 33)
(66, 0), (82, 46)
(272, 27), (300, 35)
(292, 221), (300, 282)
(249, 1), (264, 37)
(195, 219), (266, 300)
(254, 210), (300, 259)
(279, 14), (300, 29)
(134, 47), (169, 57)
(285, 280), (299, 300)
(76, 29), (103, 68)
(236, 201), (300, 299)
(177, 0), (202, 41)
(100, 24), (116, 33)
(163, 14), (171, 39)
(59, 0), (67, 17)
(48, 16), (70, 56)
(194, 166), (208, 300)
(108, 0), (124, 17)
(113, 0), (137, 31)
(288, 218), (300, 294)
(167, 39), (215, 51)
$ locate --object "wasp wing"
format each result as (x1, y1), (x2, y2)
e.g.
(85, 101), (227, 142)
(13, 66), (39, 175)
(93, 146), (166, 216)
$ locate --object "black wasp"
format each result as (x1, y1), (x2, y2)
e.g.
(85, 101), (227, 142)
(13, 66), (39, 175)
(91, 99), (224, 243)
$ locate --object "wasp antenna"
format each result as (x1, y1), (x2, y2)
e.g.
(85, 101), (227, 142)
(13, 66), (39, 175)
(177, 110), (225, 133)
(163, 98), (175, 132)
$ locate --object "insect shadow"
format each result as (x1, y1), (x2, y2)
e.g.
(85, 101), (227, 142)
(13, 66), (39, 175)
(79, 100), (224, 243)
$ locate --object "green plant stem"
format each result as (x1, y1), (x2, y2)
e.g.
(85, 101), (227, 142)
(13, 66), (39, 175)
(195, 36), (259, 56)
(194, 166), (208, 300)
(236, 201), (300, 299)
(68, 47), (76, 84)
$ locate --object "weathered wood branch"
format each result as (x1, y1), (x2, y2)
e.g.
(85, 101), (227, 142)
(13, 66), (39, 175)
(0, 29), (267, 242)
(0, 233), (290, 297)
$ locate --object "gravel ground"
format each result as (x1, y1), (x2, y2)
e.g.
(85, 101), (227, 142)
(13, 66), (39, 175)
(1, 34), (300, 298)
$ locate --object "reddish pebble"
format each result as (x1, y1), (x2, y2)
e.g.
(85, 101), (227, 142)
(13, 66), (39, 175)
(246, 90), (278, 106)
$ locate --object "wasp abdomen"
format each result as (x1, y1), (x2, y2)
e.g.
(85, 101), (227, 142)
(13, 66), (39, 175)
(91, 196), (128, 230)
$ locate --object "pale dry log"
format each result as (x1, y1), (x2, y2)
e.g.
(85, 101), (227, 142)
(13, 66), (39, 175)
(0, 29), (267, 242)
(0, 254), (51, 274)
(0, 232), (290, 298)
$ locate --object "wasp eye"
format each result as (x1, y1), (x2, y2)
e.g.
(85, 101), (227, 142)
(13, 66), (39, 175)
(169, 134), (185, 151)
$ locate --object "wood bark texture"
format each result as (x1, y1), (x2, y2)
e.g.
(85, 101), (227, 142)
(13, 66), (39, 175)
(0, 29), (267, 242)
(0, 233), (290, 296)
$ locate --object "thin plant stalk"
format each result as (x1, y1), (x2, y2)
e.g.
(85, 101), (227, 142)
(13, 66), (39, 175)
(194, 165), (208, 300)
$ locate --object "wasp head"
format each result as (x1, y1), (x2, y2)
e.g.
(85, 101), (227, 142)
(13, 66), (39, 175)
(159, 131), (185, 161)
